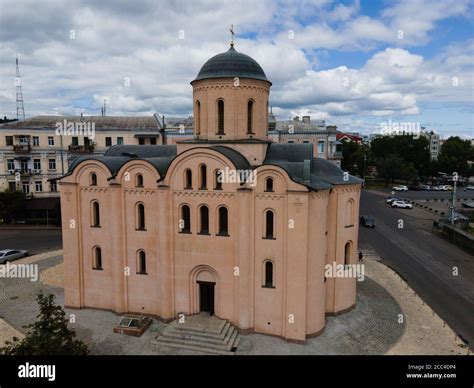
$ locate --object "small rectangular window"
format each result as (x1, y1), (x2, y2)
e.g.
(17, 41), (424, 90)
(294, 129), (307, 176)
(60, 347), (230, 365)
(35, 181), (43, 192)
(33, 136), (40, 146)
(48, 159), (56, 170)
(318, 141), (325, 154)
(50, 181), (57, 192)
(22, 183), (30, 194)
(105, 137), (112, 147)
(150, 137), (157, 145)
(5, 136), (13, 146)
(117, 137), (124, 145)
(33, 159), (41, 170)
(7, 159), (15, 170)
(72, 137), (79, 146)
(48, 136), (54, 146)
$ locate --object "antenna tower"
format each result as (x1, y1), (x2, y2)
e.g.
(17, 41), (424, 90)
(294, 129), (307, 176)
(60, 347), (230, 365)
(15, 56), (25, 120)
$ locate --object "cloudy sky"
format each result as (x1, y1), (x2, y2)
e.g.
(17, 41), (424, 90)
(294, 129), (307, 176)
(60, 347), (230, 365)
(0, 0), (472, 138)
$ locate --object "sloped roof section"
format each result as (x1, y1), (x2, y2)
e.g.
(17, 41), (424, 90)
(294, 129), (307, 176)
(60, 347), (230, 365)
(263, 143), (362, 191)
(64, 145), (178, 179)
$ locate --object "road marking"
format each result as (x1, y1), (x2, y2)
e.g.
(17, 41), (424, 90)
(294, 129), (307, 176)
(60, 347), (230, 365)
(360, 249), (382, 262)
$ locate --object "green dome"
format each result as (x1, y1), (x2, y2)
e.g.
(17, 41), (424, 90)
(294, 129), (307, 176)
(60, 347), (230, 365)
(192, 45), (271, 84)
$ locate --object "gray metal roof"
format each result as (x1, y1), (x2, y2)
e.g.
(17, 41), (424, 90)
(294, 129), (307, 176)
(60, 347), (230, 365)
(62, 143), (361, 190)
(2, 115), (159, 129)
(210, 146), (250, 171)
(192, 46), (271, 84)
(264, 143), (362, 190)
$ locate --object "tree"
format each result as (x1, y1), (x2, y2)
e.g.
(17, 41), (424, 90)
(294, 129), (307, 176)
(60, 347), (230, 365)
(402, 163), (418, 183)
(437, 137), (474, 177)
(341, 141), (370, 177)
(376, 154), (405, 185)
(370, 135), (430, 175)
(1, 293), (89, 355)
(0, 190), (25, 223)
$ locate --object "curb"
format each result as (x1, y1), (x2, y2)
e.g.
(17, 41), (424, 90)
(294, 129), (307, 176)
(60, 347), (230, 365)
(16, 249), (63, 265)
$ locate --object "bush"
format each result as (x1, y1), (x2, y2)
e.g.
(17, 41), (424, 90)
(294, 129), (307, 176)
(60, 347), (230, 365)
(0, 293), (89, 355)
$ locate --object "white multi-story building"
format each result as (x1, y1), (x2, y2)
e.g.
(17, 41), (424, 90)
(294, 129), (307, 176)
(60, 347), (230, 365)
(269, 116), (343, 167)
(420, 129), (441, 160)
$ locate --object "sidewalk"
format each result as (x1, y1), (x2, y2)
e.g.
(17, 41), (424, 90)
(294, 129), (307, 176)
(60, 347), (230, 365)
(362, 250), (468, 355)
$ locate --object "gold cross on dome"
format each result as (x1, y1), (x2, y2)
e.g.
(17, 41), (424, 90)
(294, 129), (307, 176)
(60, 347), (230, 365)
(230, 24), (235, 46)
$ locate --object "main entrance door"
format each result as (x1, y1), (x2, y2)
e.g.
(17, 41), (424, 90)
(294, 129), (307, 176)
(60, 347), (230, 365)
(198, 281), (215, 315)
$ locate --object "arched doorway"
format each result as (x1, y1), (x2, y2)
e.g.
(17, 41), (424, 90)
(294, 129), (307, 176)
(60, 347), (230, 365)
(190, 266), (218, 316)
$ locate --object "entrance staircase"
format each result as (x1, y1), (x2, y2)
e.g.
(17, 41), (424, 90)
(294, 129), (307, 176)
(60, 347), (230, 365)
(153, 313), (241, 355)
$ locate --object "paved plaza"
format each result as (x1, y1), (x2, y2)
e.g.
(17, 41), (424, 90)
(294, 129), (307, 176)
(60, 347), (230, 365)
(0, 253), (466, 355)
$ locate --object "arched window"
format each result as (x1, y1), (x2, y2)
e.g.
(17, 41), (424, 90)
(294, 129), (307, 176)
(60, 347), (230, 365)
(92, 201), (100, 227)
(180, 205), (191, 233)
(184, 169), (192, 189)
(136, 174), (143, 187)
(247, 100), (254, 134)
(217, 99), (224, 135)
(214, 169), (223, 190)
(199, 205), (209, 235)
(136, 203), (145, 230)
(264, 261), (274, 287)
(90, 172), (97, 186)
(264, 210), (274, 239)
(195, 100), (201, 135)
(345, 199), (354, 227)
(344, 242), (351, 267)
(265, 177), (274, 192)
(217, 206), (228, 236)
(137, 250), (147, 274)
(93, 246), (102, 270)
(199, 164), (207, 190)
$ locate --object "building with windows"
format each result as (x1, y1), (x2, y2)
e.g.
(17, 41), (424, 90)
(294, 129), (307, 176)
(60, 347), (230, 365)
(269, 117), (343, 167)
(0, 116), (162, 196)
(59, 44), (361, 342)
(420, 129), (440, 160)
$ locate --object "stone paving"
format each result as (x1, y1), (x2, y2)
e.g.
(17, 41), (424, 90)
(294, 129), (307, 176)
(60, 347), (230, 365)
(0, 253), (408, 355)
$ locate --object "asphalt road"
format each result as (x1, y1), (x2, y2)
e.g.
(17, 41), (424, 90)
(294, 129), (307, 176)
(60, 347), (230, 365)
(359, 190), (474, 350)
(0, 227), (63, 255)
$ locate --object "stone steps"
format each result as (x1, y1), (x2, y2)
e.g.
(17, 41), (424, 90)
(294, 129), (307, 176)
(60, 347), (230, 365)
(154, 315), (240, 355)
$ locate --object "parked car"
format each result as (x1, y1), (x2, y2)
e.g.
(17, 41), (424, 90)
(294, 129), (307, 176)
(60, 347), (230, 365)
(391, 200), (413, 209)
(419, 185), (431, 191)
(437, 185), (451, 191)
(0, 249), (28, 264)
(392, 185), (408, 191)
(386, 196), (403, 204)
(408, 185), (421, 191)
(464, 186), (474, 191)
(360, 215), (376, 228)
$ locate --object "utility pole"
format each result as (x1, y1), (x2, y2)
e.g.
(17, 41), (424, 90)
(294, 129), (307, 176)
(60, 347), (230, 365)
(449, 172), (458, 225)
(15, 55), (26, 120)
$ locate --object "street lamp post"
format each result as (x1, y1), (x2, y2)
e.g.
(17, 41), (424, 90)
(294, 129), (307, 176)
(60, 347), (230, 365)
(449, 172), (458, 225)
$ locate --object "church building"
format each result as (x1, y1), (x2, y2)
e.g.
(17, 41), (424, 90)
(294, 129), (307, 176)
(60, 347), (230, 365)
(59, 42), (361, 342)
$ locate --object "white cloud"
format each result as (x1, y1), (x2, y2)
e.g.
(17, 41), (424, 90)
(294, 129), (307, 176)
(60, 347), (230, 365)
(0, 0), (471, 137)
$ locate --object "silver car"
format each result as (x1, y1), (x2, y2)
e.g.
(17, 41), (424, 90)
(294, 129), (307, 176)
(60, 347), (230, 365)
(0, 249), (29, 264)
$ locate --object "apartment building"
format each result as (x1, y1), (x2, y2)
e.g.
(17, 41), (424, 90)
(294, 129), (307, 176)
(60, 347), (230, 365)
(0, 115), (162, 197)
(269, 116), (343, 167)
